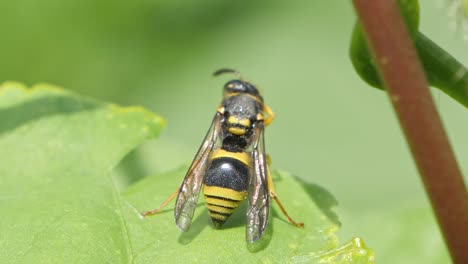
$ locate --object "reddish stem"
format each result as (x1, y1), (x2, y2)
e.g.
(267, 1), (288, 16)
(352, 1), (468, 263)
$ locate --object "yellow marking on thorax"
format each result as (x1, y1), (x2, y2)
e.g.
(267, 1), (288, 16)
(227, 116), (251, 127)
(228, 126), (246, 135)
(210, 148), (250, 166)
(256, 113), (264, 121)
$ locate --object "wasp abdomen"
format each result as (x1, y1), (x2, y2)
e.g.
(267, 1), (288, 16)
(203, 149), (250, 227)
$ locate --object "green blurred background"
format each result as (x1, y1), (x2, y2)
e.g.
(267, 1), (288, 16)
(1, 1), (466, 263)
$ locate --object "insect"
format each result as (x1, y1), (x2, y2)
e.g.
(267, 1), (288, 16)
(141, 69), (304, 243)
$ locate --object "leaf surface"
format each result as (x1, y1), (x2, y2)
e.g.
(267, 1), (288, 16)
(123, 168), (372, 263)
(0, 82), (164, 263)
(0, 82), (372, 263)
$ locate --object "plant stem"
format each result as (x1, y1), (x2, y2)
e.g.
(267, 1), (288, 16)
(352, 1), (468, 263)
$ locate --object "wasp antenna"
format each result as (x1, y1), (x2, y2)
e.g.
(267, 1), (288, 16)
(213, 68), (241, 78)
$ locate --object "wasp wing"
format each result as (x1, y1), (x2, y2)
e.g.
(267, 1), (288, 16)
(246, 122), (270, 243)
(175, 112), (222, 231)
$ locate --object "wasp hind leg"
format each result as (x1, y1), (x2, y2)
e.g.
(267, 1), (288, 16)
(266, 155), (304, 228)
(140, 189), (178, 217)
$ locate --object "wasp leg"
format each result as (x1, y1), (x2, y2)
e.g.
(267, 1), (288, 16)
(266, 156), (304, 228)
(263, 105), (275, 126)
(141, 189), (178, 217)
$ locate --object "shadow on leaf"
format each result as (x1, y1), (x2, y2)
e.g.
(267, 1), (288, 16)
(293, 175), (341, 227)
(0, 94), (97, 135)
(117, 148), (151, 187)
(178, 208), (210, 245)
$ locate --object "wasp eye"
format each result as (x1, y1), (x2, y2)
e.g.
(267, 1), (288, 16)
(244, 83), (259, 96)
(224, 80), (246, 93)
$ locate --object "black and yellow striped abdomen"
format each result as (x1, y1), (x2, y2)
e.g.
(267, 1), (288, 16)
(203, 149), (250, 227)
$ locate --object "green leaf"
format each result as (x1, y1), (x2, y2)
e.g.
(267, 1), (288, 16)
(295, 237), (375, 264)
(0, 82), (164, 263)
(123, 168), (373, 263)
(0, 82), (373, 263)
(349, 0), (468, 108)
(414, 33), (468, 107)
(465, 0), (468, 16)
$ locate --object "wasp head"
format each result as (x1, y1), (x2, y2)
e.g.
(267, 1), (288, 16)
(223, 80), (260, 97)
(213, 68), (261, 98)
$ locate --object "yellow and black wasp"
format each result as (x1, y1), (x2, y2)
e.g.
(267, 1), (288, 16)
(142, 69), (304, 243)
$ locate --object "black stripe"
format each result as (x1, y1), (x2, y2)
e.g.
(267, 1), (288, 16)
(207, 203), (236, 210)
(205, 194), (241, 203)
(209, 210), (231, 217)
(221, 136), (247, 152)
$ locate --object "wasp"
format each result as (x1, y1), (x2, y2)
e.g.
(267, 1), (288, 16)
(141, 69), (304, 243)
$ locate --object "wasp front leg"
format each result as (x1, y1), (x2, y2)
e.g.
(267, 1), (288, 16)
(263, 105), (275, 126)
(266, 155), (304, 228)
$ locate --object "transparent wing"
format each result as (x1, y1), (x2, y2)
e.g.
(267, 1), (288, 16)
(246, 122), (270, 243)
(175, 113), (222, 231)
